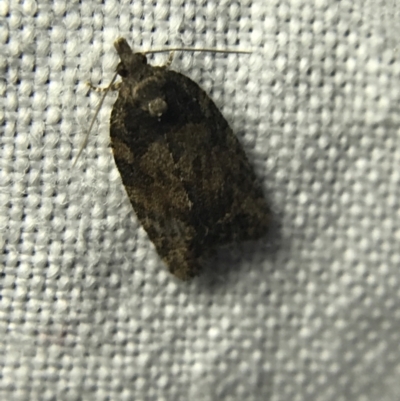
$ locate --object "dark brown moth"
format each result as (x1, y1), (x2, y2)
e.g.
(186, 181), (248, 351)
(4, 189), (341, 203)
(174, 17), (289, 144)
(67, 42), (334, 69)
(108, 38), (270, 280)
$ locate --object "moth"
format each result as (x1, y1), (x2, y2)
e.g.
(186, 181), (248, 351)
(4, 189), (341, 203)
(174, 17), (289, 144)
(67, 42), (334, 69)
(84, 38), (270, 280)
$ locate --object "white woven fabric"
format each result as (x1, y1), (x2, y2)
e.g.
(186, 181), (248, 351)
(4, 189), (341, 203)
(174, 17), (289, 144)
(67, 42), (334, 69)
(2, 0), (400, 400)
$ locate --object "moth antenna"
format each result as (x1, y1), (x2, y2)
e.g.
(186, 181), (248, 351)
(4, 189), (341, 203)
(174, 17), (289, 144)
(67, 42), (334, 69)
(72, 72), (119, 167)
(143, 48), (251, 55)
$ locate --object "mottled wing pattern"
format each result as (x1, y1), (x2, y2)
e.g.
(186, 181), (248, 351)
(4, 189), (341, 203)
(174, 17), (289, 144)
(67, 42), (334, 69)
(110, 65), (270, 280)
(163, 71), (270, 245)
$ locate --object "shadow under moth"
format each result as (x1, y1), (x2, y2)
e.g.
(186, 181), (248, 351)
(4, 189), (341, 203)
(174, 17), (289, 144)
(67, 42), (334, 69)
(84, 38), (270, 280)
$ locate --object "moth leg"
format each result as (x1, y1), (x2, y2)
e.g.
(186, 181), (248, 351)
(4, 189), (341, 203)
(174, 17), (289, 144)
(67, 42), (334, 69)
(163, 51), (175, 68)
(86, 81), (122, 92)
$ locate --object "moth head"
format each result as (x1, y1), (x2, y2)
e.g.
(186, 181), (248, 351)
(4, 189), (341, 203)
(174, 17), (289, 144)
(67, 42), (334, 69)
(114, 37), (148, 78)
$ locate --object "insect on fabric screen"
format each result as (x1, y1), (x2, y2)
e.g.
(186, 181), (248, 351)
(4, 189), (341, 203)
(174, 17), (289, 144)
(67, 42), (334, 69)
(1, 1), (400, 401)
